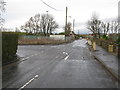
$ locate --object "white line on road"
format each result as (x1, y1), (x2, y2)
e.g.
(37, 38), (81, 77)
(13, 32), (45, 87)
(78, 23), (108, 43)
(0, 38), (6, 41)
(63, 52), (68, 55)
(64, 55), (69, 60)
(21, 57), (30, 61)
(25, 57), (30, 59)
(20, 53), (41, 62)
(18, 75), (39, 90)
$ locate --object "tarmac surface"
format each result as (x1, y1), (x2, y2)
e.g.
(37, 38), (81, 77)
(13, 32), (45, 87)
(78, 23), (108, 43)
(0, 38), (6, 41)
(91, 45), (119, 81)
(2, 39), (119, 88)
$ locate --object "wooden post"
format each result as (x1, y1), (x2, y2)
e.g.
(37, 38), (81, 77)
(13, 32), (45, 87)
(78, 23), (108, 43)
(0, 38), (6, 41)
(65, 6), (68, 41)
(108, 45), (113, 53)
(93, 42), (96, 51)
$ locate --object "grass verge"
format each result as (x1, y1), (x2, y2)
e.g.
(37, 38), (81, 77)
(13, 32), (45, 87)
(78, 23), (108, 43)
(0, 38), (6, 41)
(18, 38), (73, 45)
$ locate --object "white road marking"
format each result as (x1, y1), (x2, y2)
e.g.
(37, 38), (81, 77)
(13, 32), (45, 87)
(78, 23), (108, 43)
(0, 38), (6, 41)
(63, 52), (69, 60)
(70, 60), (86, 63)
(20, 53), (41, 62)
(63, 52), (66, 54)
(63, 52), (68, 55)
(18, 75), (39, 90)
(21, 57), (30, 61)
(25, 57), (30, 59)
(64, 55), (69, 60)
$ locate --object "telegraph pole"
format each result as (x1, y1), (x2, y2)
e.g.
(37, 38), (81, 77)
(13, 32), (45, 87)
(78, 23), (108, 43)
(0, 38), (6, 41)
(73, 19), (75, 31)
(118, 1), (120, 58)
(65, 6), (68, 40)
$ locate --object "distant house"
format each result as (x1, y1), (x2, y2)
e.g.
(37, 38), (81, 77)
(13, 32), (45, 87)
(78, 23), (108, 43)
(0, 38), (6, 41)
(69, 31), (75, 37)
(50, 35), (65, 40)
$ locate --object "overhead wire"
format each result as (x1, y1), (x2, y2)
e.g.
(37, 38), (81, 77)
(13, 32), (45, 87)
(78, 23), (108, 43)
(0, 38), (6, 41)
(40, 0), (64, 11)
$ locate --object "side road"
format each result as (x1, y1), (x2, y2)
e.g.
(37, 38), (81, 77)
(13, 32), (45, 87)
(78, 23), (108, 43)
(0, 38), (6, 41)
(87, 43), (119, 81)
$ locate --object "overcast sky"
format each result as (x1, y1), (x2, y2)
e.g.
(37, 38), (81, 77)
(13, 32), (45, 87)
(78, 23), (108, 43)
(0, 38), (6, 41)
(3, 0), (119, 34)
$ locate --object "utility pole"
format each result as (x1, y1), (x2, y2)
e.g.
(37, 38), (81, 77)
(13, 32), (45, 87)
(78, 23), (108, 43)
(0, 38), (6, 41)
(65, 6), (68, 40)
(78, 30), (79, 35)
(46, 10), (49, 16)
(73, 19), (75, 32)
(118, 1), (120, 58)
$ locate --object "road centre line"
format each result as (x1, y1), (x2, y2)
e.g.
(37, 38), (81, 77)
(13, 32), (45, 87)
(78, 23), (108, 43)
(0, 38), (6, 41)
(20, 53), (41, 61)
(63, 52), (68, 55)
(64, 55), (69, 60)
(18, 75), (39, 90)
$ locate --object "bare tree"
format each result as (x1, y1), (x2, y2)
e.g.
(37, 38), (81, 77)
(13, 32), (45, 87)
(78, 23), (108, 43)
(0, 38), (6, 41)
(110, 21), (119, 34)
(0, 0), (6, 28)
(87, 14), (101, 38)
(40, 13), (58, 36)
(21, 13), (58, 36)
(48, 17), (58, 35)
(20, 25), (29, 33)
(22, 17), (35, 34)
(15, 27), (20, 32)
(101, 22), (110, 36)
(41, 14), (48, 36)
(33, 14), (41, 34)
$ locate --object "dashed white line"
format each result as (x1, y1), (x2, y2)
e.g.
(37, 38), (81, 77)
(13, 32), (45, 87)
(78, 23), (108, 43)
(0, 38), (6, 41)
(25, 57), (30, 59)
(21, 57), (30, 61)
(63, 52), (68, 55)
(20, 53), (41, 62)
(64, 55), (69, 60)
(18, 75), (39, 90)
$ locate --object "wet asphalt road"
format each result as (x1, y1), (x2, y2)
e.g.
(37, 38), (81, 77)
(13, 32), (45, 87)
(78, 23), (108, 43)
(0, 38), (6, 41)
(2, 39), (118, 88)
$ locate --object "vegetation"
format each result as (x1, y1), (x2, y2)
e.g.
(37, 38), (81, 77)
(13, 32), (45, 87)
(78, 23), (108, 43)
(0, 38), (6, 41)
(20, 13), (59, 36)
(87, 13), (119, 42)
(87, 14), (101, 38)
(2, 32), (18, 65)
(0, 0), (6, 28)
(116, 34), (120, 44)
(64, 22), (72, 36)
(18, 38), (71, 45)
(58, 32), (65, 35)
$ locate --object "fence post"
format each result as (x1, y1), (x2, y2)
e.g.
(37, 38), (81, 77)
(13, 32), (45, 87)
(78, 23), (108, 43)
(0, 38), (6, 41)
(93, 41), (96, 51)
(108, 45), (113, 53)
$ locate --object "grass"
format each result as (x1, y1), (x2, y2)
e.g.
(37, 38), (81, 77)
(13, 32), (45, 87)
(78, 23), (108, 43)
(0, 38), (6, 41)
(18, 38), (72, 45)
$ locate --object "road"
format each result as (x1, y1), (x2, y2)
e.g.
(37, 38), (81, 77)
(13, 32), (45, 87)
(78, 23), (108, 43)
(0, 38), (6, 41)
(2, 39), (118, 88)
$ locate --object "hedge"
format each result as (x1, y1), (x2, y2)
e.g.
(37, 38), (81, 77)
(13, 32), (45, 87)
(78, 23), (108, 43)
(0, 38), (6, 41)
(92, 38), (119, 55)
(2, 32), (19, 65)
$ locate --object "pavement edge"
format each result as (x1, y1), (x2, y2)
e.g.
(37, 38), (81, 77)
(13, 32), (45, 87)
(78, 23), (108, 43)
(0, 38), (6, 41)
(87, 43), (120, 82)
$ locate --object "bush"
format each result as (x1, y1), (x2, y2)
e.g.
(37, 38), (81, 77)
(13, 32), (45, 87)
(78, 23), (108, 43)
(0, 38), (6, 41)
(116, 34), (120, 44)
(102, 35), (109, 40)
(58, 32), (65, 35)
(75, 35), (79, 39)
(2, 32), (19, 65)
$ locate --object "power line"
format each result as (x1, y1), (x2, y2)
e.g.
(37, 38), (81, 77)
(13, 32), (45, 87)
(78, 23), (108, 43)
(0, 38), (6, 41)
(40, 0), (63, 11)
